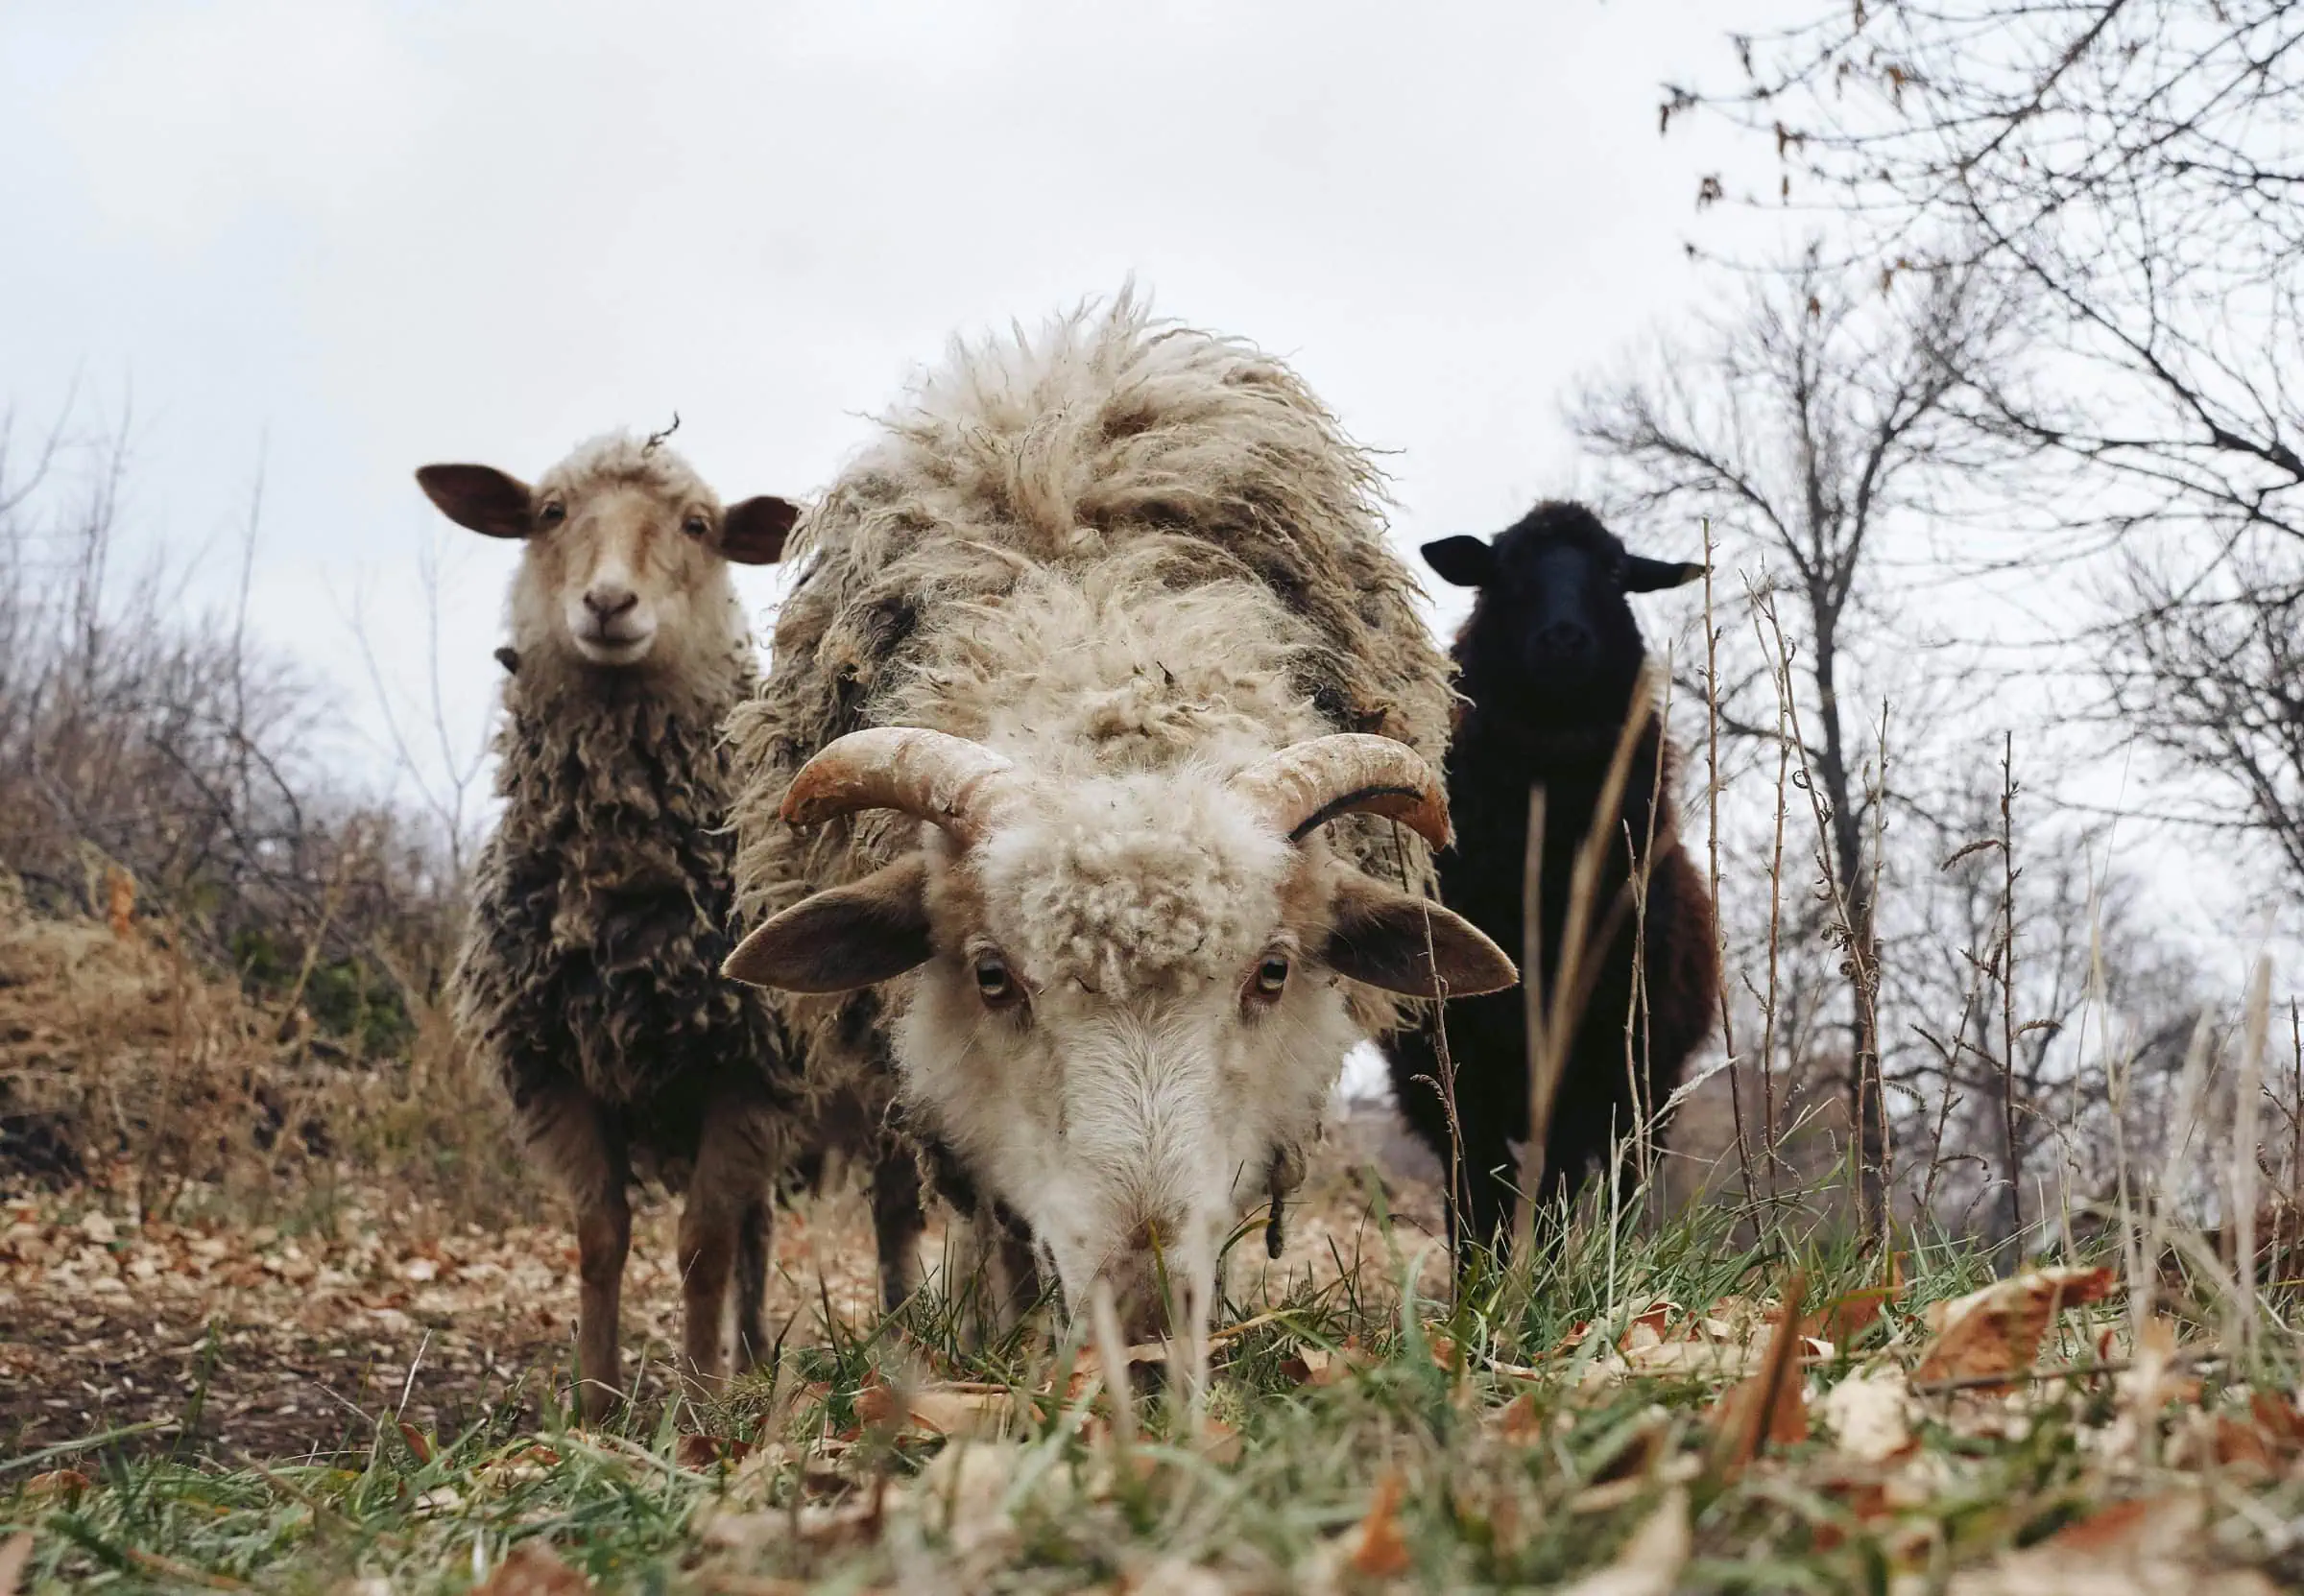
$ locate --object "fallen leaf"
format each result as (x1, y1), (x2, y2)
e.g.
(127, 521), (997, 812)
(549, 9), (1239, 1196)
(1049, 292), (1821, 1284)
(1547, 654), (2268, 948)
(1948, 1489), (2282, 1595)
(1558, 1487), (1691, 1596)
(1489, 1392), (1545, 1442)
(473, 1540), (592, 1595)
(1711, 1274), (1808, 1472)
(0, 1533), (30, 1596)
(23, 1469), (89, 1501)
(1348, 1470), (1412, 1577)
(1195, 1417), (1242, 1465)
(676, 1434), (756, 1471)
(1806, 1281), (1897, 1347)
(1817, 1365), (1917, 1463)
(397, 1421), (433, 1463)
(1912, 1266), (2117, 1389)
(2047, 1491), (2204, 1560)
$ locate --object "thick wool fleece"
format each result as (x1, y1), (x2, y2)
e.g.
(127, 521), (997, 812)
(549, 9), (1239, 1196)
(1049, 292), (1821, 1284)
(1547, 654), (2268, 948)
(727, 292), (1454, 1107)
(450, 443), (786, 1189)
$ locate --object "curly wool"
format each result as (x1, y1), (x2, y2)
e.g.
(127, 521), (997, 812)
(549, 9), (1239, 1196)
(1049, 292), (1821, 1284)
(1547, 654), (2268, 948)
(450, 449), (784, 1183)
(728, 291), (1454, 1097)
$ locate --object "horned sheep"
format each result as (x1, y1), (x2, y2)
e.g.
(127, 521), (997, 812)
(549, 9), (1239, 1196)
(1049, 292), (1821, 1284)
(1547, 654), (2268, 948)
(420, 431), (800, 1417)
(721, 294), (1517, 1342)
(1386, 501), (1718, 1258)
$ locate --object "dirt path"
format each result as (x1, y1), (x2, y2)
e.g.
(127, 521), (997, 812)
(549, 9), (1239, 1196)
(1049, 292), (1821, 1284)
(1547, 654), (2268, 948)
(1, 1116), (1443, 1464)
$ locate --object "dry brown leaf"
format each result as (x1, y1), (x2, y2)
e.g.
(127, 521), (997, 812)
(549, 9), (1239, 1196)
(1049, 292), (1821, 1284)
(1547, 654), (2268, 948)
(1806, 1279), (1898, 1347)
(1912, 1266), (2118, 1388)
(675, 1434), (757, 1471)
(397, 1421), (433, 1463)
(1347, 1470), (1413, 1578)
(23, 1469), (89, 1501)
(1490, 1391), (1545, 1442)
(1948, 1490), (2281, 1594)
(2047, 1491), (2205, 1561)
(474, 1542), (592, 1596)
(1195, 1417), (1242, 1465)
(1557, 1487), (1691, 1596)
(0, 1533), (31, 1596)
(1711, 1274), (1809, 1472)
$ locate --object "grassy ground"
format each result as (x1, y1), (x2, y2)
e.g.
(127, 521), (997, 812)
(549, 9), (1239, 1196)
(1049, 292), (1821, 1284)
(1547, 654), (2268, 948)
(7, 1141), (2304, 1594)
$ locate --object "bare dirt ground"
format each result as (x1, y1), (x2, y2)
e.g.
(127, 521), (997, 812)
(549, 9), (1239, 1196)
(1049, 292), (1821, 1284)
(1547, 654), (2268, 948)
(0, 1109), (1446, 1464)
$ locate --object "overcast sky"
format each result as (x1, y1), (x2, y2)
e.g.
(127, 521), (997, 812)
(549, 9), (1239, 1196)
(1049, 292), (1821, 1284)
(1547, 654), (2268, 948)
(2, 0), (1794, 793)
(7, 2), (2289, 1003)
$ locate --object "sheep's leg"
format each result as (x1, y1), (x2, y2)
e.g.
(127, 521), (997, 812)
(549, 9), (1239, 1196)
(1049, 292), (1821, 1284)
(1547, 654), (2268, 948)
(733, 1196), (771, 1371)
(955, 1203), (1041, 1348)
(679, 1092), (778, 1399)
(869, 1141), (924, 1316)
(528, 1085), (631, 1425)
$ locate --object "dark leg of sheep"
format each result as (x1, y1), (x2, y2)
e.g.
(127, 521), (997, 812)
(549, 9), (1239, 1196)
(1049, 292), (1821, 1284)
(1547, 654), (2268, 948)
(679, 1090), (779, 1398)
(733, 1196), (771, 1371)
(870, 1141), (924, 1315)
(528, 1086), (631, 1426)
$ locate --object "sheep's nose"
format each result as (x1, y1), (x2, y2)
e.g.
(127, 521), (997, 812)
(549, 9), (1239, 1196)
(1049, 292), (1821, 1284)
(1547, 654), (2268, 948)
(1532, 620), (1593, 660)
(584, 584), (638, 620)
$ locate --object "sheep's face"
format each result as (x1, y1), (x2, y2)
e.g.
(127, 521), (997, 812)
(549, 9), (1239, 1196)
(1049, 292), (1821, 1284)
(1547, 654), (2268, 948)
(1423, 503), (1702, 717)
(522, 479), (720, 667)
(902, 776), (1349, 1339)
(415, 440), (795, 676)
(726, 750), (1517, 1343)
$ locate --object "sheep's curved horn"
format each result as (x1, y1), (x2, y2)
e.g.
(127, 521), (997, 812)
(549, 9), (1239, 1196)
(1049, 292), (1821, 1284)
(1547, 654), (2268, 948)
(1231, 733), (1452, 851)
(780, 727), (1020, 847)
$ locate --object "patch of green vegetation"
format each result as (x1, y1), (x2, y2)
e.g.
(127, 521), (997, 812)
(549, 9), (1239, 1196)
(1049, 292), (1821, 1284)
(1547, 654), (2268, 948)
(4, 1185), (2298, 1593)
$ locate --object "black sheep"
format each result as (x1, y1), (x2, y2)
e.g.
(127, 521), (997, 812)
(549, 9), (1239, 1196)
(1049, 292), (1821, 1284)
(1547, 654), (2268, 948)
(1385, 501), (1718, 1257)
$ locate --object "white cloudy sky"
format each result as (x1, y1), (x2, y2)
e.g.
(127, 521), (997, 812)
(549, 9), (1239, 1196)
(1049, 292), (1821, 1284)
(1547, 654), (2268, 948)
(3, 1), (1788, 794)
(6, 1), (2290, 1001)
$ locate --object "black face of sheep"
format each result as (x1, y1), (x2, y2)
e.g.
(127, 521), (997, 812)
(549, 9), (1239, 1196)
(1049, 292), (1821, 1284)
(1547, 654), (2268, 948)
(1423, 502), (1703, 714)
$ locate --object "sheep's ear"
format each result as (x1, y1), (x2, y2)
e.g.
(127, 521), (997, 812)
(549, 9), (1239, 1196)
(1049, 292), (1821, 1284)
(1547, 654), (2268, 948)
(723, 853), (931, 992)
(1322, 873), (1518, 998)
(721, 495), (800, 565)
(1625, 556), (1707, 593)
(1420, 536), (1496, 588)
(417, 465), (533, 538)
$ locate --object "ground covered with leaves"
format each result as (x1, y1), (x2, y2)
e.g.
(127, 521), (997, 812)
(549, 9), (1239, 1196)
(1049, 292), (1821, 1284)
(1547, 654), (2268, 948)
(6, 1153), (2304, 1594)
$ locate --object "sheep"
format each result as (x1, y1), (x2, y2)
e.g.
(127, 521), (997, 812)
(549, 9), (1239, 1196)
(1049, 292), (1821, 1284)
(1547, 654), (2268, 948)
(1384, 501), (1717, 1259)
(719, 293), (1517, 1342)
(419, 431), (804, 1417)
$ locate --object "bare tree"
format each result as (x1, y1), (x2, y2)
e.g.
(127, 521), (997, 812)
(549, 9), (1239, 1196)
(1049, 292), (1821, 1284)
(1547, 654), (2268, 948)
(1676, 0), (2304, 886)
(0, 402), (463, 1055)
(1572, 248), (2018, 1233)
(2105, 540), (2304, 883)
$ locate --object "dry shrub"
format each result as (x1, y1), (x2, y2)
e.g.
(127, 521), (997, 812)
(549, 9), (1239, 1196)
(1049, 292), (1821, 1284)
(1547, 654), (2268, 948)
(0, 866), (541, 1226)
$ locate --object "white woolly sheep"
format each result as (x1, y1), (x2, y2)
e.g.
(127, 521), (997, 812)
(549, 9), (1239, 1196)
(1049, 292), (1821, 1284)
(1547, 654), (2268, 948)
(419, 429), (798, 1417)
(722, 296), (1518, 1346)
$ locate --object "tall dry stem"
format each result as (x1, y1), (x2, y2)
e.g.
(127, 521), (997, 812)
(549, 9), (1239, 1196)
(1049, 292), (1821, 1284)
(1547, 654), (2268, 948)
(1701, 523), (1758, 1217)
(2231, 957), (2271, 1361)
(1514, 672), (1655, 1255)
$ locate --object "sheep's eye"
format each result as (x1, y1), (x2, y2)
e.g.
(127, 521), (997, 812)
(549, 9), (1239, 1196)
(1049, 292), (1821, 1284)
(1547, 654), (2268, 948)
(538, 501), (566, 526)
(974, 954), (1020, 1008)
(683, 512), (711, 539)
(1252, 954), (1290, 998)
